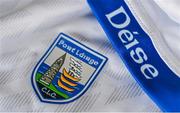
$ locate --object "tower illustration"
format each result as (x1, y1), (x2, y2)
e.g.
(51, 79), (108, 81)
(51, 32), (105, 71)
(40, 53), (66, 85)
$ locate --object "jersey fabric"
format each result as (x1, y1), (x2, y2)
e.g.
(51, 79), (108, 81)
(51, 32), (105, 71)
(0, 0), (179, 112)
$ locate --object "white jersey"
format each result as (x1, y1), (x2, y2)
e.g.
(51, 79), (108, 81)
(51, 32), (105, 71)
(0, 0), (180, 112)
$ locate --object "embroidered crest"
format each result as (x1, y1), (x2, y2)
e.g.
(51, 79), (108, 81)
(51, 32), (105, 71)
(31, 33), (107, 104)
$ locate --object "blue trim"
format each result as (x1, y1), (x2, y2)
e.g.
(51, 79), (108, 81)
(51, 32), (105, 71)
(31, 33), (108, 104)
(88, 0), (180, 112)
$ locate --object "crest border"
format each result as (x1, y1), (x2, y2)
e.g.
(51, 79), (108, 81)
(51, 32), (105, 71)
(31, 33), (108, 104)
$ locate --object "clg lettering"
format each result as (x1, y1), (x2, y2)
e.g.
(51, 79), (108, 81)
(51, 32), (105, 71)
(105, 6), (159, 79)
(42, 87), (56, 99)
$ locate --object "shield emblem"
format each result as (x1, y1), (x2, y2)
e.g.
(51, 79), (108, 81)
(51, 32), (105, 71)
(31, 33), (107, 104)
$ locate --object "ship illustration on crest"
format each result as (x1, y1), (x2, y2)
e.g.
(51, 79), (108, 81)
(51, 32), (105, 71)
(40, 53), (82, 93)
